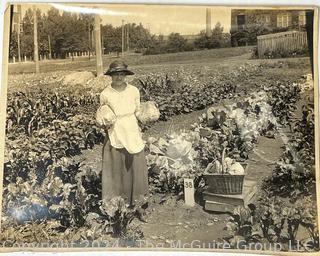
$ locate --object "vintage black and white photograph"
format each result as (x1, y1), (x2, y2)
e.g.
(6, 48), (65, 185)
(0, 2), (319, 253)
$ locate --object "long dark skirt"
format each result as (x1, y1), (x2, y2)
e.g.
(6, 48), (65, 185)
(101, 136), (149, 205)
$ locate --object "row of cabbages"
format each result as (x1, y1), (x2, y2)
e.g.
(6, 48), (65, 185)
(145, 90), (279, 194)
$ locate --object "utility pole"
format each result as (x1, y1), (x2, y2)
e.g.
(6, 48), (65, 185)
(17, 5), (21, 62)
(91, 28), (95, 53)
(88, 21), (91, 60)
(33, 5), (39, 73)
(95, 13), (103, 76)
(124, 23), (127, 51)
(206, 8), (212, 37)
(17, 21), (21, 62)
(126, 23), (130, 52)
(306, 10), (314, 78)
(48, 35), (51, 59)
(121, 19), (124, 57)
(101, 23), (104, 55)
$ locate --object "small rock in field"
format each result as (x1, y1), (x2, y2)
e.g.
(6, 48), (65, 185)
(207, 222), (214, 226)
(150, 235), (158, 240)
(159, 236), (165, 240)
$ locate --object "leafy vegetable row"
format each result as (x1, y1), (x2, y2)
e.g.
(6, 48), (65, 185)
(6, 63), (264, 138)
(224, 97), (318, 251)
(136, 64), (264, 121)
(145, 81), (301, 195)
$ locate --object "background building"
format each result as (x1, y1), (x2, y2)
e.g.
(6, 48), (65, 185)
(230, 9), (307, 46)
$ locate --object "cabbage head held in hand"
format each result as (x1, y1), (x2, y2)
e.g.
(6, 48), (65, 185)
(136, 101), (160, 123)
(96, 104), (117, 127)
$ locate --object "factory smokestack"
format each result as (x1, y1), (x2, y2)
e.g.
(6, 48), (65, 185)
(206, 8), (212, 37)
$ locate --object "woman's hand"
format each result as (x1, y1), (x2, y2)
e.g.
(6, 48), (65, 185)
(103, 115), (117, 129)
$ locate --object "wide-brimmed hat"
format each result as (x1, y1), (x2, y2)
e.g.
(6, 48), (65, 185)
(104, 60), (134, 76)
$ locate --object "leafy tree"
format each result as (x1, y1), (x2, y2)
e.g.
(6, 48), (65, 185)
(79, 13), (94, 55)
(143, 34), (167, 55)
(18, 8), (94, 59)
(9, 31), (18, 59)
(102, 24), (121, 53)
(45, 7), (65, 58)
(230, 13), (272, 47)
(102, 22), (156, 54)
(130, 23), (154, 50)
(13, 8), (233, 60)
(166, 32), (188, 53)
(194, 22), (228, 49)
(193, 30), (208, 49)
(20, 8), (34, 59)
(37, 12), (49, 57)
(232, 24), (271, 46)
(210, 22), (224, 48)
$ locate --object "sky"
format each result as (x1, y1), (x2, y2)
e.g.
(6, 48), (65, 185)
(20, 3), (232, 35)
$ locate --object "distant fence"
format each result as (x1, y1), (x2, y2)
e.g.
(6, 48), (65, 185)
(257, 31), (308, 58)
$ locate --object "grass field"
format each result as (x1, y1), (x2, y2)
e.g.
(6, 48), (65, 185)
(8, 46), (253, 74)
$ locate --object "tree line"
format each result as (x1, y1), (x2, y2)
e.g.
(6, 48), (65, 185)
(9, 7), (231, 60)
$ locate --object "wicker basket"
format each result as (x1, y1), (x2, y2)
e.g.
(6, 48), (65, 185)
(204, 163), (248, 195)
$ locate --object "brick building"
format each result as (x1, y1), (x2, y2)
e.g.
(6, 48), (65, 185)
(230, 9), (307, 46)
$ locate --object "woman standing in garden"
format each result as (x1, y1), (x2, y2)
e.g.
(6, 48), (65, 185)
(96, 60), (152, 221)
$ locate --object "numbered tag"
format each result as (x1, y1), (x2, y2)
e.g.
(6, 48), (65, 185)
(184, 178), (195, 207)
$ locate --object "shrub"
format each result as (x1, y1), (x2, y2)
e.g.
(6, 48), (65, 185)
(262, 48), (309, 59)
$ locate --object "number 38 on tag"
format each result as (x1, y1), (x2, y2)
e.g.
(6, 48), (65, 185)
(184, 178), (195, 207)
